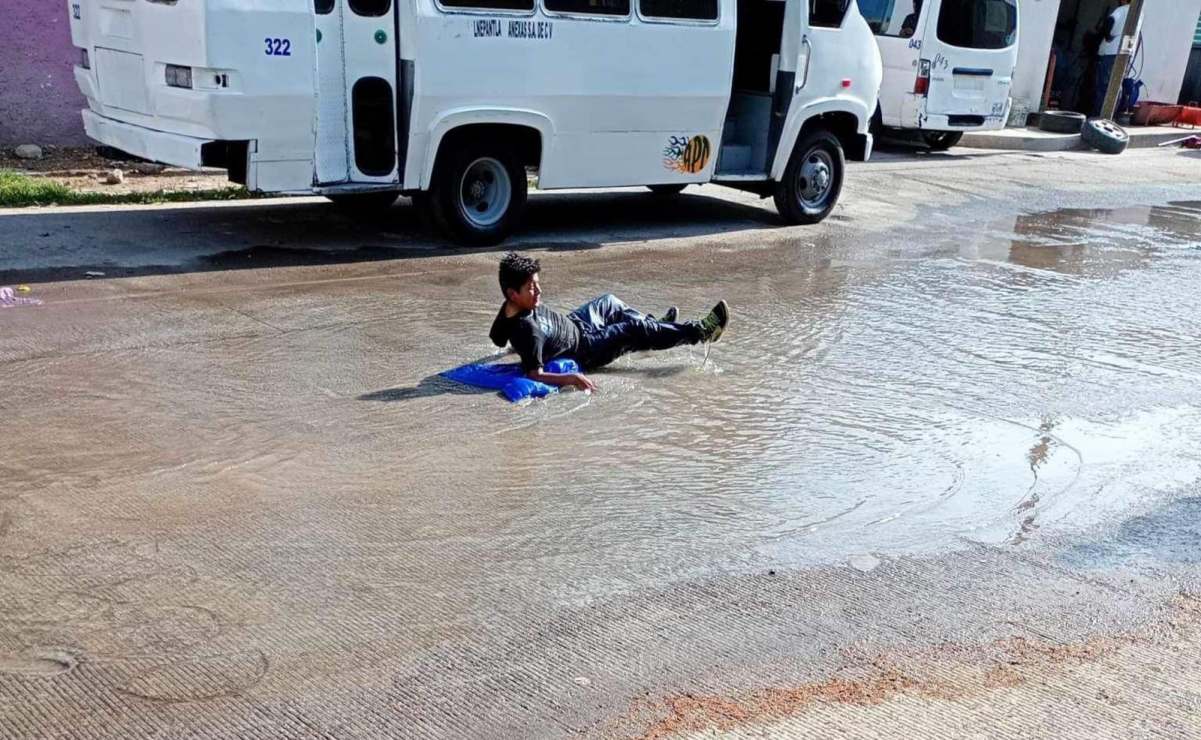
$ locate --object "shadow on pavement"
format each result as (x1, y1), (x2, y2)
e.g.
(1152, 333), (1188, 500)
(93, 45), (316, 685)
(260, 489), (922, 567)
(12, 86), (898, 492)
(359, 352), (510, 403)
(0, 189), (778, 284)
(358, 374), (497, 403)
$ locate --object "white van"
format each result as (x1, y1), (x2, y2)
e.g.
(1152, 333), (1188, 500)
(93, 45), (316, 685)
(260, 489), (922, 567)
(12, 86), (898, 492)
(68, 0), (881, 244)
(856, 0), (1017, 149)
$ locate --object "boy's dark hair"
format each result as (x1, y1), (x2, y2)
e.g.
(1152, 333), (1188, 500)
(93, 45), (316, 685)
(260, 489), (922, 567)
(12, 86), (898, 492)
(499, 252), (540, 298)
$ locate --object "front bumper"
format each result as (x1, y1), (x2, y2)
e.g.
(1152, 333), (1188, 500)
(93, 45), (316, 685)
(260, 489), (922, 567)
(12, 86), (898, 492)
(921, 113), (1008, 132)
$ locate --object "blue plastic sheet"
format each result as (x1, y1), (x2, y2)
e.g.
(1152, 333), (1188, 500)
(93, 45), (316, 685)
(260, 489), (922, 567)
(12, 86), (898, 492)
(440, 358), (580, 403)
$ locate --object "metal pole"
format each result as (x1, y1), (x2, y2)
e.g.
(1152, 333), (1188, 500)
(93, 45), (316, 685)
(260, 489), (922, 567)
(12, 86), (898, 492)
(1100, 0), (1145, 120)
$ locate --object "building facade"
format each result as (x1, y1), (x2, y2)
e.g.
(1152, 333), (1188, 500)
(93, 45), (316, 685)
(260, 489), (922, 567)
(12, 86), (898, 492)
(1010, 0), (1201, 123)
(1, 4), (88, 146)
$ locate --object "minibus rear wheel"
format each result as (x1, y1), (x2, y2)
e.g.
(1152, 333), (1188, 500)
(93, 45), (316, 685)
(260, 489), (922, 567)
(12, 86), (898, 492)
(427, 142), (528, 246)
(773, 130), (844, 225)
(921, 131), (963, 151)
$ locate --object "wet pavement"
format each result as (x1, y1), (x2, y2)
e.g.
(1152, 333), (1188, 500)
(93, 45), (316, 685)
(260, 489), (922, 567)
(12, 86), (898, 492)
(2, 149), (1201, 738)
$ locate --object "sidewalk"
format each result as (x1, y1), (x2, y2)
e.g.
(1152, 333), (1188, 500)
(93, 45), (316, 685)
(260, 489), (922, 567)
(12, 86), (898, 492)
(962, 124), (1190, 152)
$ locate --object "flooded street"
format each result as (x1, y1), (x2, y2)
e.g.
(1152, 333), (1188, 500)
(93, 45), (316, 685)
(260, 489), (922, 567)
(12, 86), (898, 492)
(3, 149), (1201, 737)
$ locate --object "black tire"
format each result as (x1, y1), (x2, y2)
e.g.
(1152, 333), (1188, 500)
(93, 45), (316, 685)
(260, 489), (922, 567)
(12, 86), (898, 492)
(324, 191), (400, 212)
(773, 130), (845, 225)
(869, 106), (885, 137)
(921, 131), (964, 151)
(1038, 111), (1086, 134)
(425, 139), (527, 246)
(647, 184), (687, 196)
(1081, 117), (1130, 155)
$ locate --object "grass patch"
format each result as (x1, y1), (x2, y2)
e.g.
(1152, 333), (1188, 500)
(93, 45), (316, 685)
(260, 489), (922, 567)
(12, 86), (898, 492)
(0, 170), (257, 208)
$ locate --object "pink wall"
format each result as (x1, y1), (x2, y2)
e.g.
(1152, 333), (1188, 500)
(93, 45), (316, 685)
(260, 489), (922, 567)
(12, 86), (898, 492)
(1, 3), (89, 146)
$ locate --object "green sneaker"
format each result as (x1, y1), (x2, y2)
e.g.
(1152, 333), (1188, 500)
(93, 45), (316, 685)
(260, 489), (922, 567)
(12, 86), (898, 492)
(699, 300), (729, 343)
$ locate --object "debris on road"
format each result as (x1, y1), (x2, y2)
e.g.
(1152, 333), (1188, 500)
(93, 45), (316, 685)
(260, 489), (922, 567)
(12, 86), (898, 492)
(104, 169), (125, 185)
(14, 145), (43, 160)
(0, 285), (42, 307)
(131, 162), (166, 175)
(1157, 134), (1201, 150)
(849, 554), (881, 573)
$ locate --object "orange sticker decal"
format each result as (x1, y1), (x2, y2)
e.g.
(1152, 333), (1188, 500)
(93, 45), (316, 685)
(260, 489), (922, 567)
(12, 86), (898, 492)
(663, 135), (712, 174)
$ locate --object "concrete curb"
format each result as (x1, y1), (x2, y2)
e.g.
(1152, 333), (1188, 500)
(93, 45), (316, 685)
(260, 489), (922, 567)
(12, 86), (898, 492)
(962, 125), (1194, 152)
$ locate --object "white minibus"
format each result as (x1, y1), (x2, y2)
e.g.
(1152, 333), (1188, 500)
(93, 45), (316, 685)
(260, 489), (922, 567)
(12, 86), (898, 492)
(69, 0), (882, 244)
(857, 0), (1018, 150)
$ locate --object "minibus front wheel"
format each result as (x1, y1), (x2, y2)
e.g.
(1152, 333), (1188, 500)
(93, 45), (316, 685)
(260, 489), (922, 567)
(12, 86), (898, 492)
(773, 130), (845, 225)
(426, 142), (528, 246)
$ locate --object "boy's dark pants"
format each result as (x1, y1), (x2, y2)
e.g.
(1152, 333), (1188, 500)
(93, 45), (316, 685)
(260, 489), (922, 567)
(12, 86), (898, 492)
(569, 294), (701, 369)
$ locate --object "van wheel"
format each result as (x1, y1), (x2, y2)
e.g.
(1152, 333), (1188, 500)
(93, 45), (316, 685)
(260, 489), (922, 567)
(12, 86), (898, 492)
(921, 131), (963, 151)
(427, 141), (527, 246)
(325, 191), (400, 212)
(869, 106), (884, 136)
(773, 130), (844, 225)
(648, 184), (687, 196)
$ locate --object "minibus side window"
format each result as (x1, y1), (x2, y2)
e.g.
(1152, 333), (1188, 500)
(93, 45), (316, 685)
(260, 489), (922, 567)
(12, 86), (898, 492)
(545, 0), (629, 16)
(315, 0), (335, 14)
(440, 0), (534, 10)
(856, 0), (920, 37)
(639, 0), (717, 21)
(349, 0), (392, 15)
(809, 0), (848, 28)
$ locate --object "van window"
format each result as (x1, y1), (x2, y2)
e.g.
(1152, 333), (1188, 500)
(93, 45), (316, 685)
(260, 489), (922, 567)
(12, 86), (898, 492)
(856, 0), (922, 38)
(315, 0), (335, 14)
(348, 0), (391, 15)
(809, 0), (849, 28)
(441, 0), (534, 11)
(639, 0), (718, 21)
(546, 0), (629, 15)
(936, 0), (1016, 49)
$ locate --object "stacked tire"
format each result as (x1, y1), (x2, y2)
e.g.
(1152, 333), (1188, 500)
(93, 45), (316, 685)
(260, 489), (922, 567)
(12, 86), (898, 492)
(1038, 111), (1086, 134)
(1037, 111), (1129, 155)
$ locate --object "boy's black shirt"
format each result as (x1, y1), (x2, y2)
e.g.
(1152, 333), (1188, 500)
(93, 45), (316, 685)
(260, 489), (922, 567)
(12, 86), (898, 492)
(490, 304), (581, 372)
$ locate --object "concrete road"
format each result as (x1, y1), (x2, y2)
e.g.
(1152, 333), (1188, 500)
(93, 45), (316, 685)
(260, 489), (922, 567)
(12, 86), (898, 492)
(2, 147), (1201, 738)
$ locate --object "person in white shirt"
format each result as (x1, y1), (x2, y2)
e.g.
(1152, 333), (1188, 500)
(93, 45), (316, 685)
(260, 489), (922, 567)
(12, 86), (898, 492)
(1094, 0), (1142, 115)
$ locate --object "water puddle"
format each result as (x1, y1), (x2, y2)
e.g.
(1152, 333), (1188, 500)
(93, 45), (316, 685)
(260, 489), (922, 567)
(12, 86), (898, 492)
(461, 201), (1201, 576)
(4, 200), (1201, 599)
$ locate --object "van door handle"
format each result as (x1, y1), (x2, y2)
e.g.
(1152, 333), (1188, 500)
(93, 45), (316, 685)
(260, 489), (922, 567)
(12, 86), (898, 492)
(953, 68), (994, 76)
(797, 36), (812, 91)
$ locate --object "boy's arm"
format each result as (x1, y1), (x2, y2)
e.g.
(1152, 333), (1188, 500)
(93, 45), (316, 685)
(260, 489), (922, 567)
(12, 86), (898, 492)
(528, 368), (597, 392)
(512, 322), (596, 391)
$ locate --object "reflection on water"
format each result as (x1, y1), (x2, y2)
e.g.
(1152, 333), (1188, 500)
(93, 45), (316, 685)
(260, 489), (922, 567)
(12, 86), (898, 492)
(4, 201), (1201, 599)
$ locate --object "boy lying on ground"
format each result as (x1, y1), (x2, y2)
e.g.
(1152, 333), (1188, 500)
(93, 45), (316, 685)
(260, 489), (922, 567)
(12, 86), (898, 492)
(489, 252), (729, 392)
